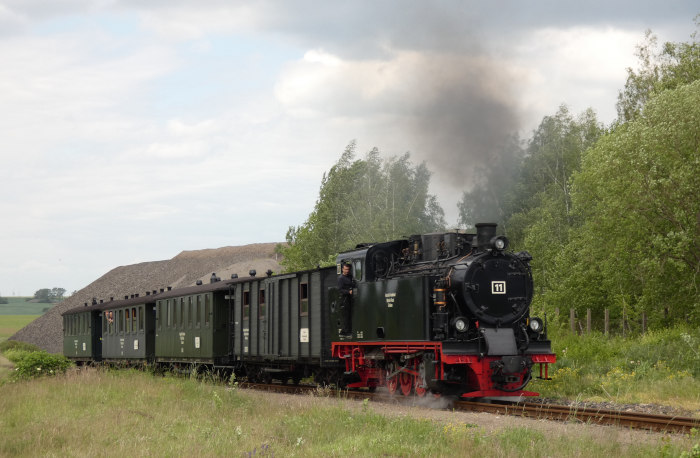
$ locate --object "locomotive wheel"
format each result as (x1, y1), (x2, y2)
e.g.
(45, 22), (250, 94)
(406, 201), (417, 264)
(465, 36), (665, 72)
(414, 378), (427, 397)
(387, 375), (398, 394)
(414, 361), (427, 397)
(399, 372), (413, 396)
(386, 362), (398, 394)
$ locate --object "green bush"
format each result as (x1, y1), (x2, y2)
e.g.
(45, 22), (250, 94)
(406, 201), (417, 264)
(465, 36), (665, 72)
(4, 350), (71, 380)
(530, 324), (700, 406)
(0, 340), (41, 353)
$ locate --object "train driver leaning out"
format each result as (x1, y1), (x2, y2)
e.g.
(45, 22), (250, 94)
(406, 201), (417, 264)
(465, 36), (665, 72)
(337, 263), (356, 336)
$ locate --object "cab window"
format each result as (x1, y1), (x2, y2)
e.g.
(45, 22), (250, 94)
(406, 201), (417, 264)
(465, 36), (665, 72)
(353, 260), (362, 281)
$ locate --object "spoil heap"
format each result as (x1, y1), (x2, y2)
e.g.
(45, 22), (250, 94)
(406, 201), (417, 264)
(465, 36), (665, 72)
(10, 243), (282, 353)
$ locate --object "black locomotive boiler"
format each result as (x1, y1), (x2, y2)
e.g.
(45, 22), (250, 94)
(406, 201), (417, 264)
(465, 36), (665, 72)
(63, 223), (555, 398)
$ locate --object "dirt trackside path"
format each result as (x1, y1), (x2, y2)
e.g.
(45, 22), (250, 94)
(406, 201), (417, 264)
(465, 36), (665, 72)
(0, 353), (14, 379)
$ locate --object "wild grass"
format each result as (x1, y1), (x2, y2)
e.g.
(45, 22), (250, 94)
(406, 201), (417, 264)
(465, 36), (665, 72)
(529, 324), (700, 411)
(0, 368), (696, 457)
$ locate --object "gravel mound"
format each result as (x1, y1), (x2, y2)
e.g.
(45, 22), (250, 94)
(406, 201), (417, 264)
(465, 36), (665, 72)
(10, 242), (283, 353)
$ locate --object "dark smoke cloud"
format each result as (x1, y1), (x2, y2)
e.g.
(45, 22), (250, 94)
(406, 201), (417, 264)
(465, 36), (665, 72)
(401, 55), (522, 189)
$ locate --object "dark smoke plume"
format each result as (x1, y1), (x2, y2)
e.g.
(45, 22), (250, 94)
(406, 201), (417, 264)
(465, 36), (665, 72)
(402, 54), (522, 189)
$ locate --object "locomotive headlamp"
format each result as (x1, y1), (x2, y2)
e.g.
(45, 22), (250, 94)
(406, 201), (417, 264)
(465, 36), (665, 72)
(529, 317), (544, 333)
(491, 236), (509, 251)
(453, 317), (468, 333)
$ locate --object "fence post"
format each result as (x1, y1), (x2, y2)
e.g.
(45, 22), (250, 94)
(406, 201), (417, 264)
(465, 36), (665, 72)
(570, 308), (576, 334)
(622, 309), (627, 338)
(604, 308), (609, 337)
(641, 312), (647, 334)
(586, 309), (591, 334)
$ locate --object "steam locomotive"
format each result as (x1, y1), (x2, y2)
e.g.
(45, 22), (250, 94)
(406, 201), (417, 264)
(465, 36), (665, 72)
(62, 223), (555, 398)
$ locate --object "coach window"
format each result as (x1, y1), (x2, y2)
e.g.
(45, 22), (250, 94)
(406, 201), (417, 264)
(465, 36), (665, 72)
(132, 307), (137, 332)
(196, 295), (202, 327)
(243, 291), (250, 320)
(259, 290), (266, 320)
(119, 309), (124, 334)
(204, 295), (210, 327)
(126, 308), (131, 333)
(179, 298), (184, 328)
(139, 306), (144, 331)
(188, 297), (193, 328)
(300, 283), (309, 316)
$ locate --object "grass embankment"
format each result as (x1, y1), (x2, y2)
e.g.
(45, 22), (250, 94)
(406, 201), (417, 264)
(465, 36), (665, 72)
(529, 325), (700, 411)
(0, 368), (697, 457)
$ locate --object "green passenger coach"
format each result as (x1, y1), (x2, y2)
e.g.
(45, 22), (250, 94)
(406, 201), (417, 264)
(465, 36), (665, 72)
(154, 281), (231, 365)
(101, 295), (156, 362)
(62, 304), (102, 362)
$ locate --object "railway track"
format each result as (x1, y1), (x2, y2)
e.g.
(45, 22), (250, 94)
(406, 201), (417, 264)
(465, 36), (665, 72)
(238, 382), (700, 434)
(453, 400), (700, 434)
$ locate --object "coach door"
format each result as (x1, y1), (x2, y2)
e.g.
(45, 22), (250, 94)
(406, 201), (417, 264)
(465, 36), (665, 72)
(226, 286), (236, 359)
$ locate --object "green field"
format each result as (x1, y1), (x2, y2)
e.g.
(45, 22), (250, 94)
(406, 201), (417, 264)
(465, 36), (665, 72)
(0, 297), (55, 315)
(0, 315), (39, 343)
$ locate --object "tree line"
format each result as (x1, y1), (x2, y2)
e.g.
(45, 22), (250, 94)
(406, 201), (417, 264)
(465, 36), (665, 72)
(31, 288), (66, 303)
(279, 20), (700, 328)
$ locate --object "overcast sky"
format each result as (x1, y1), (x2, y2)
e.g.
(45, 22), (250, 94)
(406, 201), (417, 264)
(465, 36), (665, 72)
(0, 1), (697, 296)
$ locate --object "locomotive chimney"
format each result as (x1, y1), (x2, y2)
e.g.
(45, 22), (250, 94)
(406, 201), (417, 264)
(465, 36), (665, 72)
(475, 223), (497, 250)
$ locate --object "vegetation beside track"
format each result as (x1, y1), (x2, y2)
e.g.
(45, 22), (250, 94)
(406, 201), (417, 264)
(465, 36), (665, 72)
(529, 324), (700, 412)
(0, 368), (697, 457)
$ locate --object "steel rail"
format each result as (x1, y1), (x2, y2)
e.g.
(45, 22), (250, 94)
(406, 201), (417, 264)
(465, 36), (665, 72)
(453, 400), (700, 434)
